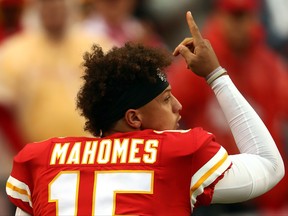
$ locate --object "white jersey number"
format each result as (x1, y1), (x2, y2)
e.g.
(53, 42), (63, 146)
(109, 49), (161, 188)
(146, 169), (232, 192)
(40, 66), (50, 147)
(49, 170), (153, 215)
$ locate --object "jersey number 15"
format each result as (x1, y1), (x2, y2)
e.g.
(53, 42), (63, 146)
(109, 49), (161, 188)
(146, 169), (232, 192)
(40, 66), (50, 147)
(49, 170), (154, 215)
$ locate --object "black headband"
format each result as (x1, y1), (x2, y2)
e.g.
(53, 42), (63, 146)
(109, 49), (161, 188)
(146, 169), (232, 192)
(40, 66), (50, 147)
(99, 71), (169, 128)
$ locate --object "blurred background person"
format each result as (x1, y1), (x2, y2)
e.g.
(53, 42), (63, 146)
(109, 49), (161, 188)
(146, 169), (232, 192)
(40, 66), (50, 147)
(0, 0), (112, 147)
(0, 0), (26, 176)
(139, 0), (213, 50)
(0, 0), (27, 215)
(0, 0), (112, 214)
(262, 0), (288, 62)
(78, 0), (164, 47)
(168, 0), (288, 215)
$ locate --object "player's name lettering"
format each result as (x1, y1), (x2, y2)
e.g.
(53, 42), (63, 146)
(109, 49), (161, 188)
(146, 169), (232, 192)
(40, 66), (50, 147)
(50, 138), (159, 165)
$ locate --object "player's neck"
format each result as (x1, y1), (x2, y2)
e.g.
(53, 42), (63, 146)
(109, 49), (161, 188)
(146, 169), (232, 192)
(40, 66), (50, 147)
(103, 120), (139, 137)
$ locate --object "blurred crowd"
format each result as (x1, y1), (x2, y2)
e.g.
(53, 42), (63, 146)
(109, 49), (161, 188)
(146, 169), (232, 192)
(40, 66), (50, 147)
(0, 0), (287, 215)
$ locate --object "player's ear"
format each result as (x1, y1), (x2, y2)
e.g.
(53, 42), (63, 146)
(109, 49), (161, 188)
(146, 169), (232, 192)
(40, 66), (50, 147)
(125, 109), (142, 129)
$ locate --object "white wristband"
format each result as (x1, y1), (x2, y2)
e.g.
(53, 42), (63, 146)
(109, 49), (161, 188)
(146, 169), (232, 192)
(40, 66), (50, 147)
(206, 67), (227, 85)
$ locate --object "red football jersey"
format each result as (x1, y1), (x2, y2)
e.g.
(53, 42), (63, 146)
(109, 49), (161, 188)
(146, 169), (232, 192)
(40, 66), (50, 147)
(6, 128), (231, 215)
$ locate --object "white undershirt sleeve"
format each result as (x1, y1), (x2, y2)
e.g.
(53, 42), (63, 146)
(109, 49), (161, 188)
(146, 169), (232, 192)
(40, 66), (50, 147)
(210, 74), (285, 203)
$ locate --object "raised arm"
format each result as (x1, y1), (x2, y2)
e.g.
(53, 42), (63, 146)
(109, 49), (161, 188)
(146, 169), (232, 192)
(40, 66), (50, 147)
(174, 11), (285, 203)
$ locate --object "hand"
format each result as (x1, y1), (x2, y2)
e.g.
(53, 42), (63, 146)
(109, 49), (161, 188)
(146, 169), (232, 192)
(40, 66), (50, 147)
(173, 11), (220, 77)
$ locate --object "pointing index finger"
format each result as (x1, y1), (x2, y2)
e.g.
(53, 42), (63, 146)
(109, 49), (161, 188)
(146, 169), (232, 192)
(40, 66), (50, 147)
(186, 11), (203, 43)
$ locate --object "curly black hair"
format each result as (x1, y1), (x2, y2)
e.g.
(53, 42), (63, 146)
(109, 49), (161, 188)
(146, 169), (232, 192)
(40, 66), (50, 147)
(77, 42), (173, 137)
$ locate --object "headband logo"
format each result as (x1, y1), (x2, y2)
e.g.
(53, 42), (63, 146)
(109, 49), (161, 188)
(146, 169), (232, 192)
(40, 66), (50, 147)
(157, 68), (167, 82)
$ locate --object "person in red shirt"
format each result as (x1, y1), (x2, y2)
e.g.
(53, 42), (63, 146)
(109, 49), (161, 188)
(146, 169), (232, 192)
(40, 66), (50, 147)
(6, 11), (284, 215)
(0, 0), (26, 153)
(168, 0), (288, 214)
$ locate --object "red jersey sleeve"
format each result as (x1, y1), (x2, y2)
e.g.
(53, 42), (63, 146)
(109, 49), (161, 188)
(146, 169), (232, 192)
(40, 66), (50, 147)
(6, 166), (33, 215)
(153, 127), (232, 209)
(6, 139), (52, 215)
(189, 128), (232, 208)
(6, 143), (39, 215)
